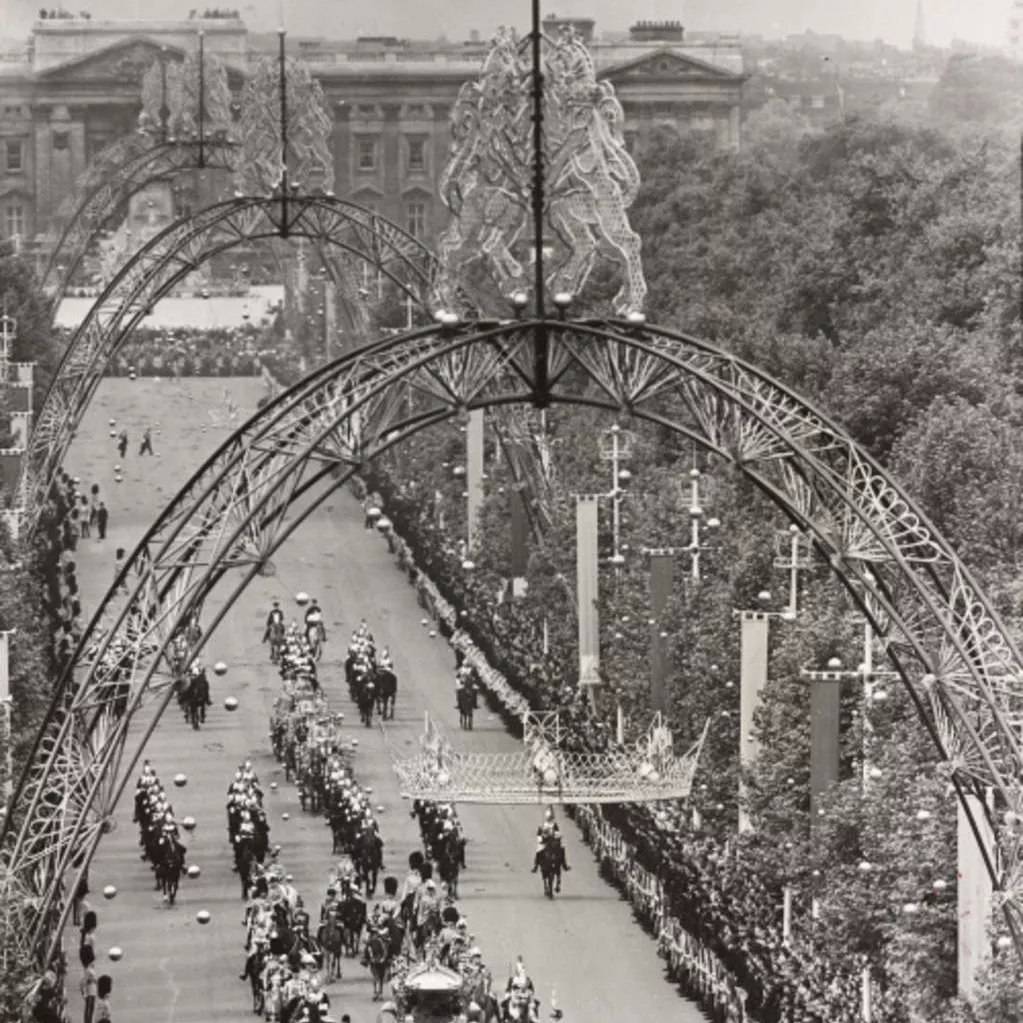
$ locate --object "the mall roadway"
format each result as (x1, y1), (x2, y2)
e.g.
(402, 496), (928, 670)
(63, 378), (706, 1023)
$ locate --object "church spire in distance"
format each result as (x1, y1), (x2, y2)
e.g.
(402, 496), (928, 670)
(913, 0), (926, 49)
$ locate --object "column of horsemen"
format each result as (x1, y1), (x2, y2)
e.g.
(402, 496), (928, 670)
(253, 601), (557, 1022)
(131, 596), (561, 1022)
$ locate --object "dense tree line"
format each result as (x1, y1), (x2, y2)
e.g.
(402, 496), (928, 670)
(361, 107), (1023, 1019)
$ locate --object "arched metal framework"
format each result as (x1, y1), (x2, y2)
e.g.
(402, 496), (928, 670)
(2, 317), (1022, 974)
(25, 195), (444, 533)
(39, 135), (237, 309)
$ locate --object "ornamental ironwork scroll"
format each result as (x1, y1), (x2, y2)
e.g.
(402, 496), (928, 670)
(233, 56), (334, 194)
(434, 27), (646, 316)
(139, 48), (233, 139)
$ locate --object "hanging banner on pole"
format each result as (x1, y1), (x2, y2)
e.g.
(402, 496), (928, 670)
(467, 409), (485, 553)
(510, 484), (529, 592)
(649, 553), (674, 715)
(738, 612), (770, 833)
(809, 676), (841, 825)
(576, 495), (601, 690)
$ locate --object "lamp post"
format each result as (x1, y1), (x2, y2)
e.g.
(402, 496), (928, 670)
(598, 424), (634, 583)
(682, 464), (720, 582)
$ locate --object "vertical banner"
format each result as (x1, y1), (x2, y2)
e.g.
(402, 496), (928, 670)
(649, 553), (674, 715)
(738, 612), (770, 833)
(323, 280), (336, 362)
(576, 495), (601, 690)
(466, 410), (485, 553)
(809, 677), (841, 825)
(957, 793), (994, 999)
(509, 484), (529, 591)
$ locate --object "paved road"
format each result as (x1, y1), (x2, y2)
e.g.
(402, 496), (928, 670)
(62, 378), (705, 1023)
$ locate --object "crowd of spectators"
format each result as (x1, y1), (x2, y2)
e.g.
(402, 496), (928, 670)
(38, 470), (93, 672)
(359, 462), (907, 1023)
(88, 327), (276, 379)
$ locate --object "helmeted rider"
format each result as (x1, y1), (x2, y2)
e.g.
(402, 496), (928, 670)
(532, 807), (571, 873)
(304, 598), (327, 643)
(263, 600), (285, 643)
(370, 875), (400, 929)
(320, 885), (339, 924)
(501, 959), (540, 1023)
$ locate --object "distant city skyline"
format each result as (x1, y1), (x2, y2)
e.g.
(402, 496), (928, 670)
(0, 0), (1014, 50)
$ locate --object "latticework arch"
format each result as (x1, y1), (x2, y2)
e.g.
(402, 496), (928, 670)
(3, 317), (1022, 978)
(38, 135), (238, 309)
(26, 195), (450, 534)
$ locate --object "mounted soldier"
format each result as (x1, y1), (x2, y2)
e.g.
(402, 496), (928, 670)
(304, 597), (327, 661)
(263, 600), (287, 664)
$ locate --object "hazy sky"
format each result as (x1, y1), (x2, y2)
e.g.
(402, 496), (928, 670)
(1, 0), (1015, 49)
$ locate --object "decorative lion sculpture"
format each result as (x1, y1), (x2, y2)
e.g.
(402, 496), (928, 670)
(434, 26), (646, 316)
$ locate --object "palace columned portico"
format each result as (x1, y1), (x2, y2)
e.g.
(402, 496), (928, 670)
(0, 12), (745, 251)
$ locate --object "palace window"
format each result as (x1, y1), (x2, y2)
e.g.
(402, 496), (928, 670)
(357, 138), (378, 173)
(407, 137), (427, 173)
(4, 202), (25, 240)
(406, 201), (426, 239)
(5, 140), (23, 174)
(52, 131), (70, 152)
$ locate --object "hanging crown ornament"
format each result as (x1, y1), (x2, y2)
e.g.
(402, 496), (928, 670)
(391, 712), (707, 804)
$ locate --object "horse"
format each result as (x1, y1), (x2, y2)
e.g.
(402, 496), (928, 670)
(364, 927), (393, 1000)
(338, 891), (366, 957)
(375, 667), (397, 720)
(352, 829), (383, 897)
(435, 832), (466, 900)
(182, 671), (210, 730)
(536, 842), (562, 899)
(243, 940), (268, 1014)
(356, 677), (377, 728)
(456, 685), (478, 730)
(235, 838), (256, 899)
(267, 619), (286, 665)
(305, 622), (324, 662)
(156, 837), (185, 905)
(316, 912), (344, 982)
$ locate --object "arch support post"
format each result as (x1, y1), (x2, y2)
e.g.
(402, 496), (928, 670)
(958, 790), (995, 998)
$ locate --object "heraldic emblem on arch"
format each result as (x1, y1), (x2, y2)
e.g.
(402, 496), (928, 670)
(3, 17), (1023, 995)
(434, 26), (646, 316)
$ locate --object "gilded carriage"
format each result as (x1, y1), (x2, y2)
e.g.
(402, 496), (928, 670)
(392, 960), (467, 1022)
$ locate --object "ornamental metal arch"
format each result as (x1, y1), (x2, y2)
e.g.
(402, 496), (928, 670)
(24, 194), (449, 534)
(39, 135), (238, 309)
(2, 316), (1022, 980)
